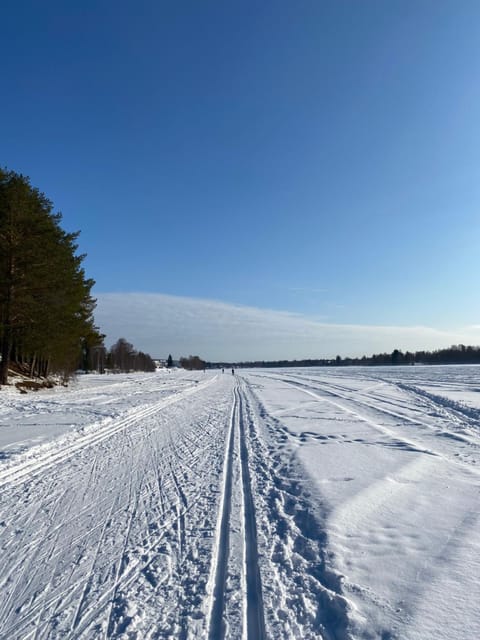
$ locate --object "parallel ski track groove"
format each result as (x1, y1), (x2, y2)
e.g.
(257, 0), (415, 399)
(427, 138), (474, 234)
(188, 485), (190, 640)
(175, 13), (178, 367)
(281, 372), (478, 435)
(0, 377), (216, 489)
(256, 372), (480, 475)
(237, 384), (266, 640)
(0, 374), (236, 639)
(207, 388), (237, 640)
(0, 392), (215, 639)
(207, 383), (266, 640)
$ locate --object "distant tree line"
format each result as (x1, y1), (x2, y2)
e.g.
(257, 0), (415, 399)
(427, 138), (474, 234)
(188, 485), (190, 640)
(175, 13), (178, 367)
(106, 338), (156, 373)
(209, 345), (480, 369)
(179, 355), (206, 370)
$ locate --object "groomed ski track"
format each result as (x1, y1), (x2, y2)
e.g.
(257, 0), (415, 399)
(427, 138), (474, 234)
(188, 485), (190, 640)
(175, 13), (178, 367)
(0, 371), (350, 640)
(1, 367), (479, 639)
(206, 384), (266, 640)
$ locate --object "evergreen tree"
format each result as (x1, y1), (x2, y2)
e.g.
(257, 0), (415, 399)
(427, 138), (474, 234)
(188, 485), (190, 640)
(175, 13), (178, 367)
(0, 168), (102, 384)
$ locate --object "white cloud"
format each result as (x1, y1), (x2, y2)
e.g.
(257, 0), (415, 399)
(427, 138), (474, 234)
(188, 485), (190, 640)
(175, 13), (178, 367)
(94, 292), (480, 361)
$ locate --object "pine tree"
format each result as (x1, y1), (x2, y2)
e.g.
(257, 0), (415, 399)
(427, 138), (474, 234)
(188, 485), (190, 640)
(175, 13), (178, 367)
(0, 168), (102, 384)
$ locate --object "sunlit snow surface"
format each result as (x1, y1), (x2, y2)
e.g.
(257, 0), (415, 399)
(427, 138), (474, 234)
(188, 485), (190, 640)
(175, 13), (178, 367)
(0, 366), (479, 639)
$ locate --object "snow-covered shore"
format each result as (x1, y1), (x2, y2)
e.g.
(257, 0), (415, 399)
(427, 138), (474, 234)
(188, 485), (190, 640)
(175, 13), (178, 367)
(0, 366), (479, 639)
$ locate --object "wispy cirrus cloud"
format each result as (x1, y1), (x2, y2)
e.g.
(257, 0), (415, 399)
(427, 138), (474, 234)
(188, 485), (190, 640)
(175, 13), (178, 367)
(94, 292), (480, 361)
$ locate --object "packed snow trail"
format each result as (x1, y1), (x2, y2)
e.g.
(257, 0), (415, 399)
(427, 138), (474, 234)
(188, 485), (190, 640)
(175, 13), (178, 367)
(207, 388), (236, 640)
(236, 386), (266, 640)
(1, 366), (480, 639)
(206, 384), (266, 640)
(235, 377), (350, 640)
(0, 372), (236, 639)
(0, 371), (351, 640)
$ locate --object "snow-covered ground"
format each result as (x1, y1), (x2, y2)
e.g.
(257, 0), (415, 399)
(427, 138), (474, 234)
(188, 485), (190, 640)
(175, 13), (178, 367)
(0, 366), (479, 639)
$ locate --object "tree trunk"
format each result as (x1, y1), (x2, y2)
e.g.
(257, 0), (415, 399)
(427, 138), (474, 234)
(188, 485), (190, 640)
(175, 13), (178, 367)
(0, 329), (11, 385)
(30, 354), (37, 379)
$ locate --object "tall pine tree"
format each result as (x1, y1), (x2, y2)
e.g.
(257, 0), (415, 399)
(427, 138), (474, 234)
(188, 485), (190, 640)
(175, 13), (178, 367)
(0, 168), (103, 384)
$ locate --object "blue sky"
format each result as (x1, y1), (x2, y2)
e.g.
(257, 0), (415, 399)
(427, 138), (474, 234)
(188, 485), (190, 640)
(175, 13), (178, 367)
(2, 1), (480, 358)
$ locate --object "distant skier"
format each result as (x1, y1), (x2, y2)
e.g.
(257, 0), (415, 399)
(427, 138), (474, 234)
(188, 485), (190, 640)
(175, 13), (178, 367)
(222, 368), (224, 373)
(231, 368), (234, 375)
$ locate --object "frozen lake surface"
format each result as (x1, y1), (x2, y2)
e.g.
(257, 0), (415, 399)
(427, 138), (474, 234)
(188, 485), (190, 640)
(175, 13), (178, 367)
(0, 365), (479, 639)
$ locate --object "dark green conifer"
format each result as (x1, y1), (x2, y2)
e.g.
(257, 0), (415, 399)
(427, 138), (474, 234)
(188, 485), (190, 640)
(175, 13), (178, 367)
(0, 168), (102, 384)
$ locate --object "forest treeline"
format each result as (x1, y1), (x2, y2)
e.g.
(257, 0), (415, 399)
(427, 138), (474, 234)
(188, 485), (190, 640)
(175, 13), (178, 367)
(179, 355), (206, 370)
(89, 338), (156, 374)
(211, 345), (480, 369)
(0, 168), (154, 385)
